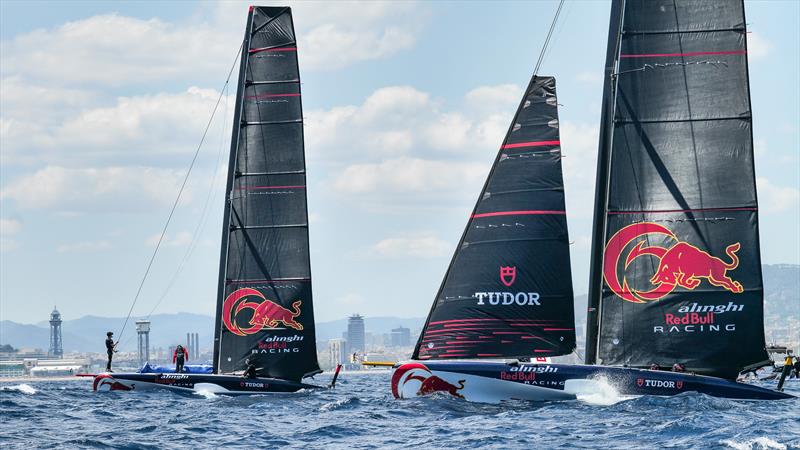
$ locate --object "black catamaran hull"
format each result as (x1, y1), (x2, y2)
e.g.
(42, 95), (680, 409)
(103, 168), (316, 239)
(92, 372), (320, 395)
(391, 361), (793, 403)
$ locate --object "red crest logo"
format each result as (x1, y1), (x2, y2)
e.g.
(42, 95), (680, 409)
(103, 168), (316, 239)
(636, 378), (644, 387)
(604, 223), (743, 304)
(676, 380), (684, 390)
(500, 266), (517, 287)
(222, 288), (303, 336)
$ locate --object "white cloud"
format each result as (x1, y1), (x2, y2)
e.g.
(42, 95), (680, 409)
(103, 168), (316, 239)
(302, 24), (415, 70)
(57, 240), (112, 253)
(333, 157), (486, 194)
(0, 166), (189, 212)
(146, 231), (193, 248)
(465, 84), (522, 112)
(757, 178), (800, 214)
(0, 219), (22, 253)
(747, 31), (772, 59)
(2, 87), (229, 166)
(560, 122), (600, 219)
(0, 218), (21, 236)
(0, 2), (424, 88)
(305, 84), (522, 163)
(0, 14), (238, 87)
(370, 232), (451, 259)
(575, 71), (603, 85)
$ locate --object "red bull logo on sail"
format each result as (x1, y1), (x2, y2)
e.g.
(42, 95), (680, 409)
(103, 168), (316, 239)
(222, 288), (303, 336)
(604, 223), (744, 303)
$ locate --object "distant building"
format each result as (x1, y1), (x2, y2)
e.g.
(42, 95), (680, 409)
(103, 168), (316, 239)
(347, 314), (365, 354)
(327, 339), (347, 367)
(49, 307), (63, 358)
(391, 326), (411, 347)
(136, 320), (151, 368)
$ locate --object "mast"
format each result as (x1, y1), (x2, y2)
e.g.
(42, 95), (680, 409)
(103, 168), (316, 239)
(413, 76), (576, 361)
(585, 0), (625, 365)
(213, 6), (321, 381)
(214, 7), (254, 374)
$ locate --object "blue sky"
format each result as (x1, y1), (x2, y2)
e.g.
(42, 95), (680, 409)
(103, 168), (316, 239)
(1, 1), (798, 328)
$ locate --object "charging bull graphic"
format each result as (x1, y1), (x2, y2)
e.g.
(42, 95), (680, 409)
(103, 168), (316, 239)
(391, 363), (466, 399)
(604, 223), (743, 303)
(222, 288), (303, 336)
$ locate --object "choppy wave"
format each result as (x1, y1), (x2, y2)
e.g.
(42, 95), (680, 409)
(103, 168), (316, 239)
(0, 373), (797, 449)
(0, 384), (36, 395)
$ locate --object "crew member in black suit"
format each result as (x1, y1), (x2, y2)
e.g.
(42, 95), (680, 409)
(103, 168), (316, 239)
(105, 332), (116, 372)
(173, 345), (188, 373)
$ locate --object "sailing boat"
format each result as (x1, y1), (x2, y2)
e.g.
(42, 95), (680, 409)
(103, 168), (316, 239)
(93, 6), (325, 394)
(392, 0), (792, 402)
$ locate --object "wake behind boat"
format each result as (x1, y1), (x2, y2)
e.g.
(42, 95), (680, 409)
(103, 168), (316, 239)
(392, 0), (793, 403)
(94, 6), (327, 395)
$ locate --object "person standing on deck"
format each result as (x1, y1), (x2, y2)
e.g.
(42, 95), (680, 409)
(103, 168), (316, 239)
(777, 351), (794, 391)
(105, 332), (116, 372)
(173, 345), (188, 373)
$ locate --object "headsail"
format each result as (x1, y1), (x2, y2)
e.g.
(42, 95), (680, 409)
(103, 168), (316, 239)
(413, 76), (576, 361)
(213, 6), (320, 381)
(585, 0), (769, 379)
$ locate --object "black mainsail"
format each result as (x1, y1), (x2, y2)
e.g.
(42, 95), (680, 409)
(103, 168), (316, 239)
(585, 0), (769, 379)
(213, 6), (321, 381)
(413, 76), (576, 361)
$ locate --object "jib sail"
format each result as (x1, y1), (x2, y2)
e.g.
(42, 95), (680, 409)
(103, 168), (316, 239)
(585, 0), (770, 379)
(213, 6), (321, 381)
(413, 76), (576, 361)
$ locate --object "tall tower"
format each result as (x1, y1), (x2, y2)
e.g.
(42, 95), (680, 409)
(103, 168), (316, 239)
(136, 320), (151, 368)
(48, 307), (63, 358)
(347, 314), (365, 354)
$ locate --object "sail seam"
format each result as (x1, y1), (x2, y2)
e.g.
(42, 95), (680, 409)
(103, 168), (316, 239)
(620, 50), (746, 58)
(614, 115), (751, 124)
(472, 210), (566, 218)
(623, 28), (745, 35)
(608, 207), (756, 214)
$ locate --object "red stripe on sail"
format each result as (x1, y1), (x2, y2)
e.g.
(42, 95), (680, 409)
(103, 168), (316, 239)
(249, 46), (297, 54)
(430, 318), (502, 325)
(543, 328), (574, 331)
(501, 140), (560, 149)
(608, 207), (756, 214)
(472, 210), (566, 218)
(620, 50), (746, 58)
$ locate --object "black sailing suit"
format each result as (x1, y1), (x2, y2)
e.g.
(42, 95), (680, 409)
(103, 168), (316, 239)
(173, 346), (187, 373)
(105, 337), (114, 371)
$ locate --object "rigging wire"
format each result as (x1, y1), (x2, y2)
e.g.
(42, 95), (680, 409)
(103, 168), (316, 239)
(533, 0), (566, 77)
(115, 42), (243, 346)
(143, 81), (231, 320)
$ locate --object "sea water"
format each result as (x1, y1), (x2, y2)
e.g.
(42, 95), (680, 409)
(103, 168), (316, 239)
(1, 372), (798, 449)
